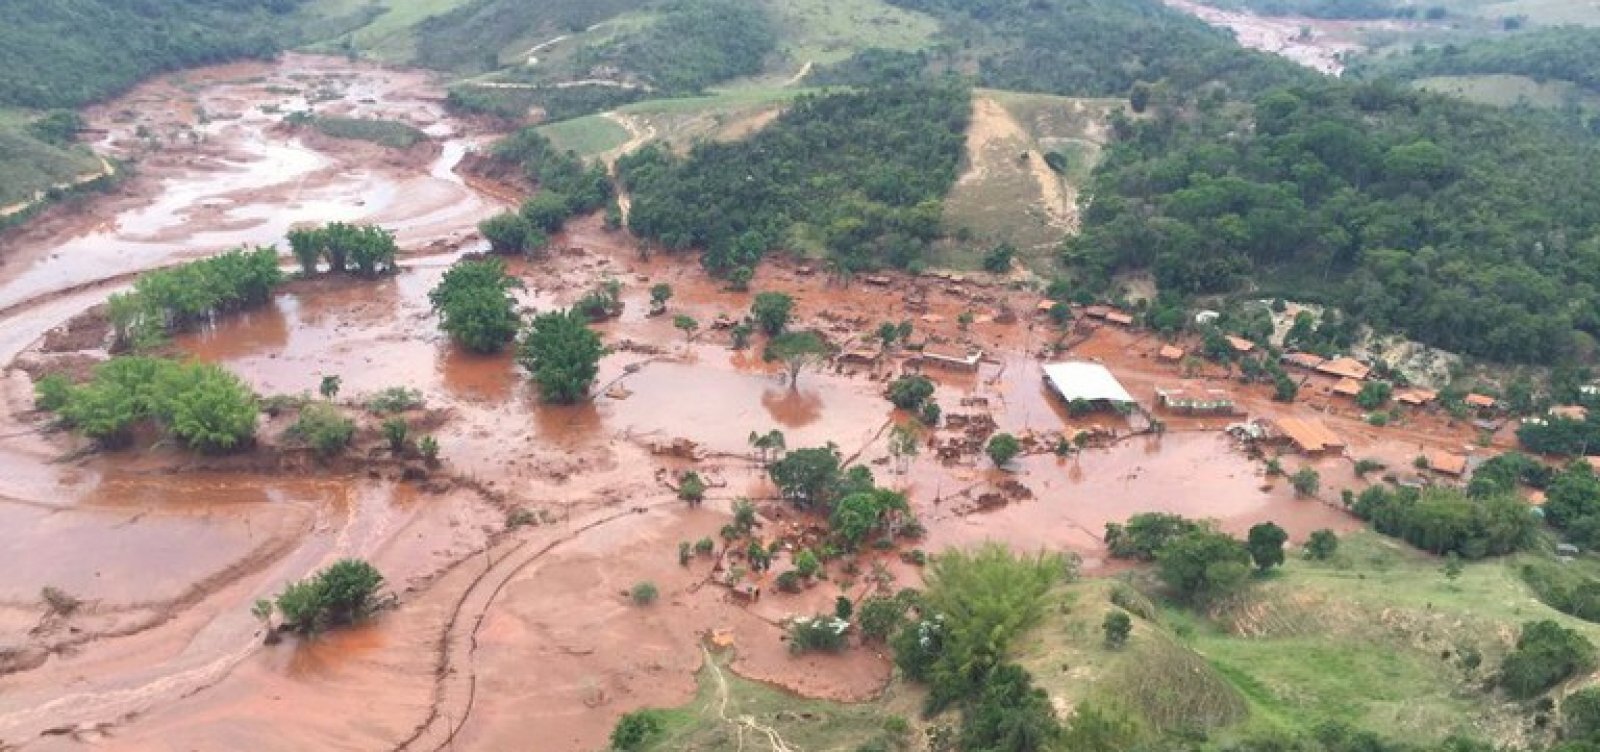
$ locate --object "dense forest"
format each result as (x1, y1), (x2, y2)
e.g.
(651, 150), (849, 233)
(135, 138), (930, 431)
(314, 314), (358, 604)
(0, 0), (302, 109)
(618, 82), (968, 275)
(1069, 80), (1600, 363)
(1354, 26), (1600, 96)
(855, 0), (1313, 97)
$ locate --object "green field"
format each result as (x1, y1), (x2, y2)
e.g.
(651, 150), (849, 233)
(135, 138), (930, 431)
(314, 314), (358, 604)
(298, 0), (477, 61)
(536, 115), (632, 159)
(0, 110), (104, 208)
(758, 0), (939, 75)
(1432, 0), (1600, 25)
(1414, 74), (1600, 110)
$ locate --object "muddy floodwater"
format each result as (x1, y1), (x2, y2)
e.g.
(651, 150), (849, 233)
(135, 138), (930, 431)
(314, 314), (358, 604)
(0, 53), (1473, 752)
(1164, 0), (1413, 75)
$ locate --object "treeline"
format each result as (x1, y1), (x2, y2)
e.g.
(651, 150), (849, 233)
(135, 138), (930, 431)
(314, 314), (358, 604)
(108, 247), (283, 350)
(444, 84), (645, 123)
(1069, 80), (1600, 363)
(618, 83), (967, 275)
(286, 222), (399, 277)
(0, 0), (302, 109)
(875, 0), (1312, 97)
(567, 0), (775, 93)
(36, 356), (258, 452)
(414, 0), (645, 73)
(1210, 0), (1416, 19)
(293, 115), (427, 149)
(1355, 26), (1600, 96)
(1350, 485), (1535, 559)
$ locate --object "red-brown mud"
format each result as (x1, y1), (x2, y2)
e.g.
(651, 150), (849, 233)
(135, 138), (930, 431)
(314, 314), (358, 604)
(0, 52), (1513, 752)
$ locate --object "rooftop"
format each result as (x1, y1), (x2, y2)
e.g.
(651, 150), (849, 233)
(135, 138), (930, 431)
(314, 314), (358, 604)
(1465, 393), (1497, 409)
(1316, 357), (1371, 381)
(1273, 417), (1344, 453)
(1225, 335), (1255, 353)
(1158, 345), (1184, 361)
(1043, 361), (1136, 404)
(1426, 450), (1468, 477)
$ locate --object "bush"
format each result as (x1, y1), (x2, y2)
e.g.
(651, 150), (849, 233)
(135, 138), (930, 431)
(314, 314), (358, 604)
(677, 471), (706, 503)
(107, 246), (284, 349)
(609, 709), (665, 751)
(34, 374), (71, 411)
(1103, 610), (1132, 648)
(365, 387), (424, 414)
(419, 435), (440, 464)
(751, 292), (794, 335)
(1156, 529), (1252, 602)
(1105, 513), (1201, 561)
(1565, 686), (1600, 739)
(273, 559), (385, 634)
(776, 570), (801, 593)
(630, 581), (659, 606)
(1499, 620), (1596, 699)
(788, 614), (850, 654)
(1305, 529), (1339, 560)
(291, 403), (355, 458)
(49, 357), (257, 451)
(1290, 467), (1320, 497)
(382, 417), (408, 453)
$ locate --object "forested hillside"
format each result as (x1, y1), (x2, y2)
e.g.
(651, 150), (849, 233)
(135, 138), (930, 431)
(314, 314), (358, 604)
(826, 0), (1313, 97)
(414, 0), (647, 73)
(1354, 26), (1600, 96)
(1070, 81), (1600, 363)
(619, 83), (968, 275)
(0, 0), (303, 109)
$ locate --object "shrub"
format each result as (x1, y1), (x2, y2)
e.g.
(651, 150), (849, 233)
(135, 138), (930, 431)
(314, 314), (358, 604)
(1305, 529), (1339, 560)
(788, 614), (850, 654)
(1290, 467), (1320, 497)
(1105, 513), (1201, 561)
(154, 361), (259, 452)
(677, 471), (706, 503)
(795, 549), (821, 578)
(34, 374), (71, 411)
(1500, 620), (1596, 698)
(291, 403), (355, 458)
(273, 559), (385, 634)
(478, 211), (540, 255)
(751, 292), (794, 335)
(630, 581), (659, 606)
(1565, 686), (1600, 739)
(365, 387), (424, 414)
(419, 435), (440, 464)
(918, 399), (942, 427)
(382, 417), (408, 453)
(609, 709), (665, 751)
(1103, 610), (1132, 648)
(694, 537), (715, 556)
(776, 570), (801, 592)
(857, 595), (909, 642)
(1108, 583), (1157, 620)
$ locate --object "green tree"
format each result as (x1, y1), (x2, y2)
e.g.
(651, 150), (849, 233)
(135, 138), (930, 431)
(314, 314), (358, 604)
(1102, 610), (1132, 648)
(831, 488), (910, 549)
(982, 243), (1016, 273)
(382, 417), (408, 453)
(319, 374), (341, 400)
(521, 192), (571, 233)
(291, 403), (355, 458)
(1564, 686), (1600, 740)
(1246, 522), (1288, 572)
(649, 282), (672, 314)
(769, 444), (844, 509)
(1305, 528), (1339, 560)
(751, 291), (794, 335)
(672, 314), (699, 342)
(479, 211), (538, 255)
(430, 257), (525, 353)
(517, 308), (604, 404)
(273, 559), (385, 634)
(987, 433), (1022, 468)
(609, 710), (664, 751)
(1500, 620), (1597, 698)
(888, 421), (920, 472)
(1156, 529), (1252, 602)
(1290, 467), (1321, 497)
(1357, 381), (1394, 410)
(763, 330), (829, 389)
(288, 228), (323, 275)
(886, 374), (935, 410)
(154, 361), (259, 453)
(630, 581), (659, 605)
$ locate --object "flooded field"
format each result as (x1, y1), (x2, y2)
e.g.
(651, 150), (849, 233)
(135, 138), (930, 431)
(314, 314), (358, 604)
(0, 52), (1503, 752)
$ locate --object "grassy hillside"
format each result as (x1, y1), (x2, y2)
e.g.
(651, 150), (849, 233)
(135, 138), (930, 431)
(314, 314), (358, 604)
(296, 0), (477, 62)
(0, 116), (104, 209)
(1354, 26), (1600, 106)
(1413, 74), (1600, 111)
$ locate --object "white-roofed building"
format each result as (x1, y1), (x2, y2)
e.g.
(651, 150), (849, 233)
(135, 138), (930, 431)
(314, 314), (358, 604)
(1042, 362), (1136, 406)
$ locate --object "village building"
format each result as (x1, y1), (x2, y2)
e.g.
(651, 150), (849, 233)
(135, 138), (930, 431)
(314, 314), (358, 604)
(1332, 378), (1362, 397)
(1464, 393), (1498, 410)
(1042, 361), (1137, 411)
(1315, 357), (1371, 381)
(1425, 450), (1468, 478)
(916, 344), (982, 371)
(1269, 417), (1345, 455)
(1395, 387), (1438, 406)
(1085, 305), (1110, 319)
(1156, 388), (1238, 416)
(1550, 405), (1589, 421)
(1105, 311), (1135, 326)
(1225, 335), (1255, 354)
(837, 346), (882, 367)
(1158, 345), (1184, 362)
(1281, 352), (1326, 370)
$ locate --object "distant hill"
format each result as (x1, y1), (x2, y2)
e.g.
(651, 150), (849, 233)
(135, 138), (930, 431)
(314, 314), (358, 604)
(1353, 26), (1600, 101)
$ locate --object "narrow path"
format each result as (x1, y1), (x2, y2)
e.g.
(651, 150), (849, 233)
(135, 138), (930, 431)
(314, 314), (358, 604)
(784, 61), (814, 88)
(703, 647), (797, 752)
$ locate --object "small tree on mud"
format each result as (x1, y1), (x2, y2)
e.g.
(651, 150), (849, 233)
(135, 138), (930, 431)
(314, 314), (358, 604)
(517, 308), (605, 404)
(986, 433), (1021, 468)
(649, 283), (673, 315)
(1290, 467), (1321, 497)
(430, 257), (525, 354)
(673, 314), (699, 343)
(889, 422), (920, 473)
(764, 330), (830, 389)
(751, 291), (794, 335)
(319, 374), (341, 400)
(290, 403), (355, 459)
(478, 211), (540, 255)
(272, 559), (386, 635)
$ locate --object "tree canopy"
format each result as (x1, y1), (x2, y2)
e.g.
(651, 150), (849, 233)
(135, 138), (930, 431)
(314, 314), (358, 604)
(430, 258), (525, 353)
(517, 308), (604, 404)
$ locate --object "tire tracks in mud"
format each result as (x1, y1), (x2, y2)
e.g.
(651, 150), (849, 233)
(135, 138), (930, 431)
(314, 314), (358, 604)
(393, 499), (680, 751)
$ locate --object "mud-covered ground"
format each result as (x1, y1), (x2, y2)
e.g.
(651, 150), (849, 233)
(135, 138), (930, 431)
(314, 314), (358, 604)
(1163, 0), (1415, 75)
(0, 55), (1507, 752)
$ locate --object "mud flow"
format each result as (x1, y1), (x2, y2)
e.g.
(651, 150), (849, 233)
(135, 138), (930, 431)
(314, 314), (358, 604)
(0, 54), (1500, 751)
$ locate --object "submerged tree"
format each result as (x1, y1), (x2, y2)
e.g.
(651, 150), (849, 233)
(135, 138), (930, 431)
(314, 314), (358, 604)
(764, 330), (830, 389)
(517, 308), (605, 404)
(429, 257), (525, 353)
